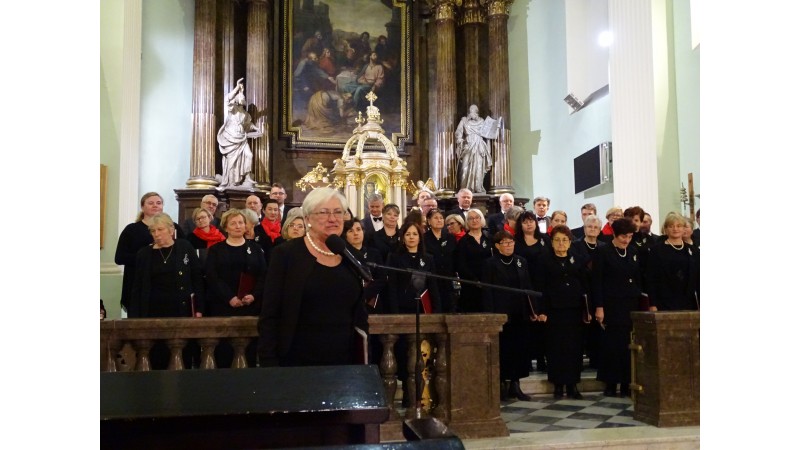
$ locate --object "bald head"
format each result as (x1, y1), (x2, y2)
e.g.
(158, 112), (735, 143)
(245, 195), (262, 215)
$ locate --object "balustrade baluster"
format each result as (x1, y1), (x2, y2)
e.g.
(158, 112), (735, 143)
(433, 332), (450, 423)
(106, 339), (122, 372)
(379, 333), (398, 409)
(166, 338), (188, 370)
(404, 333), (419, 419)
(229, 337), (250, 368)
(133, 339), (155, 371)
(198, 338), (219, 369)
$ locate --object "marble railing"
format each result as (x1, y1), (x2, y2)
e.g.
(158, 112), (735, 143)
(100, 314), (509, 440)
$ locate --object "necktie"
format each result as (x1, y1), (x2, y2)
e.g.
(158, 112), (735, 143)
(373, 217), (382, 222)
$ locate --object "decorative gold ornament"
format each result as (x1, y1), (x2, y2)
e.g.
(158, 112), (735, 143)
(295, 162), (332, 192)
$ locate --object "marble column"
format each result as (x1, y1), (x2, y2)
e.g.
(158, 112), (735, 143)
(432, 0), (458, 197)
(220, 0), (235, 109)
(608, 0), (661, 224)
(486, 0), (514, 195)
(459, 0), (485, 109)
(186, 0), (218, 189)
(246, 0), (272, 190)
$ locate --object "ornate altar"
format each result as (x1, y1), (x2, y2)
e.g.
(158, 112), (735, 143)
(331, 93), (410, 220)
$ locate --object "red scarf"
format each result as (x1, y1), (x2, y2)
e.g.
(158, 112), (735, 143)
(261, 217), (281, 242)
(503, 223), (516, 236)
(601, 223), (613, 236)
(453, 230), (466, 242)
(193, 225), (225, 248)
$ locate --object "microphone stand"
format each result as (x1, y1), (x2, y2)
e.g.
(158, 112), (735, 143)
(366, 261), (543, 299)
(414, 284), (423, 418)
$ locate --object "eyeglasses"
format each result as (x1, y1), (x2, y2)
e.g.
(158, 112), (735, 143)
(202, 201), (219, 207)
(552, 238), (571, 244)
(446, 222), (458, 227)
(312, 209), (345, 219)
(498, 240), (515, 246)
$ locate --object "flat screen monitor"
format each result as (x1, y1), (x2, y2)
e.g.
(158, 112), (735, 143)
(573, 142), (611, 194)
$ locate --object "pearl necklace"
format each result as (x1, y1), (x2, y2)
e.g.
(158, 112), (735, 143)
(306, 235), (334, 256)
(613, 245), (627, 258)
(667, 239), (685, 251)
(158, 246), (174, 264)
(584, 240), (597, 250)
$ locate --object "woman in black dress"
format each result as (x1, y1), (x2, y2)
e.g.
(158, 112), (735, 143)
(514, 210), (550, 372)
(646, 212), (700, 311)
(456, 208), (493, 313)
(386, 221), (441, 406)
(372, 203), (401, 261)
(342, 219), (386, 313)
(535, 225), (589, 399)
(593, 217), (642, 397)
(205, 208), (267, 367)
(129, 213), (204, 369)
(115, 192), (185, 315)
(424, 208), (457, 313)
(482, 230), (534, 401)
(570, 214), (606, 369)
(257, 188), (368, 367)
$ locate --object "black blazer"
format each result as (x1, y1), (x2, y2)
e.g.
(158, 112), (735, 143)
(591, 243), (643, 326)
(534, 248), (589, 314)
(385, 251), (441, 314)
(570, 226), (585, 240)
(487, 212), (506, 237)
(444, 207), (471, 221)
(115, 221), (186, 310)
(204, 240), (267, 317)
(481, 254), (534, 320)
(360, 215), (382, 243)
(257, 238), (368, 366)
(129, 239), (205, 318)
(645, 242), (700, 311)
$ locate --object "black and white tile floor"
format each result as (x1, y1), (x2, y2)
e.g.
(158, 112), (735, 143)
(503, 367), (648, 433)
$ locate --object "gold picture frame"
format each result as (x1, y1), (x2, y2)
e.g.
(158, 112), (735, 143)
(280, 0), (412, 150)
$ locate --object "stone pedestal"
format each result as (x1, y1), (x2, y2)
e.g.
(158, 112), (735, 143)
(630, 311), (700, 427)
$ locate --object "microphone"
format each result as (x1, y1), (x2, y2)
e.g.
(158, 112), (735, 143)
(325, 234), (374, 282)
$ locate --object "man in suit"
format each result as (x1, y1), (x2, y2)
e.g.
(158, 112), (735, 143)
(246, 195), (264, 221)
(487, 193), (514, 236)
(445, 188), (473, 219)
(532, 196), (551, 234)
(570, 203), (597, 240)
(360, 193), (384, 243)
(641, 212), (655, 237)
(269, 183), (289, 225)
(183, 194), (221, 234)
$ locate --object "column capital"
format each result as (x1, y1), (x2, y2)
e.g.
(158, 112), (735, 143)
(433, 0), (458, 22)
(459, 0), (486, 26)
(486, 0), (513, 17)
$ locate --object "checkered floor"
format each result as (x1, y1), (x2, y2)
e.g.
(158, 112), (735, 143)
(501, 389), (647, 433)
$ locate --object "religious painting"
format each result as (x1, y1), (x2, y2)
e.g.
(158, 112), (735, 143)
(281, 0), (411, 150)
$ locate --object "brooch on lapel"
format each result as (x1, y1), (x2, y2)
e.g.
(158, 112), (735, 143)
(688, 248), (693, 256)
(482, 241), (487, 248)
(183, 254), (189, 265)
(441, 241), (447, 247)
(247, 246), (252, 255)
(420, 259), (426, 267)
(516, 259), (522, 268)
(633, 254), (637, 262)
(255, 236), (260, 242)
(569, 256), (575, 264)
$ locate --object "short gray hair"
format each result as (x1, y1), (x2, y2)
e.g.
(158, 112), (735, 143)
(367, 193), (384, 204)
(583, 214), (601, 227)
(533, 196), (550, 206)
(301, 187), (348, 217)
(466, 208), (486, 227)
(241, 208), (259, 225)
(504, 205), (524, 222)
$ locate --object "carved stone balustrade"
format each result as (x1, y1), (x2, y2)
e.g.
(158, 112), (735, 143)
(100, 313), (509, 441)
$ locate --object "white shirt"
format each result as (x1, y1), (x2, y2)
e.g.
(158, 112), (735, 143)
(370, 215), (384, 232)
